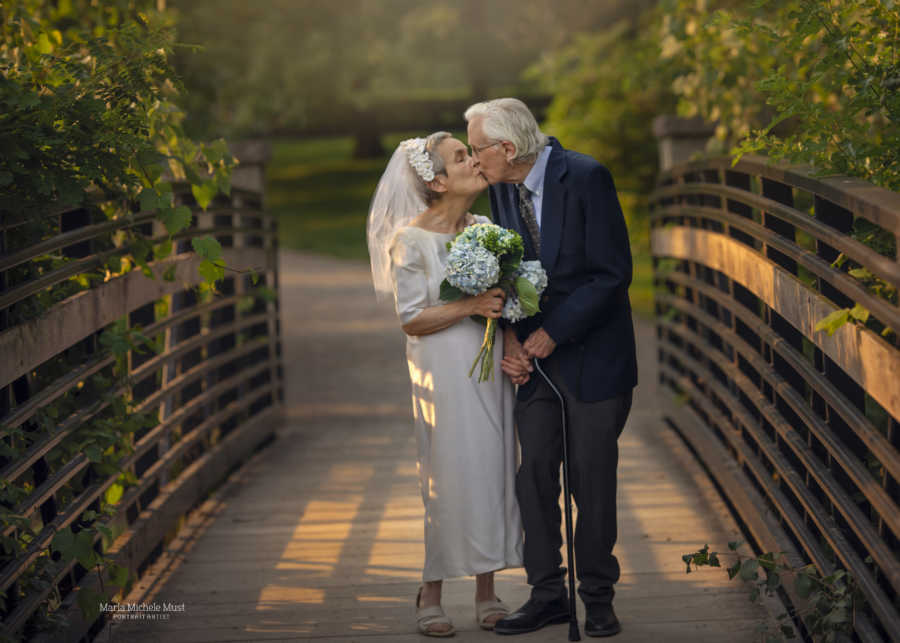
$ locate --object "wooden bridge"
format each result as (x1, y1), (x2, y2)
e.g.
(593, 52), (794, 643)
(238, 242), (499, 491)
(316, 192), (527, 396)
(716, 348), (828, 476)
(102, 250), (767, 642)
(2, 136), (897, 642)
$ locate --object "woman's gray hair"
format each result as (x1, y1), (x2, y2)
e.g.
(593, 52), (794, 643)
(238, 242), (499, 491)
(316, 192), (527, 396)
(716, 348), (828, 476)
(411, 131), (452, 205)
(464, 98), (549, 163)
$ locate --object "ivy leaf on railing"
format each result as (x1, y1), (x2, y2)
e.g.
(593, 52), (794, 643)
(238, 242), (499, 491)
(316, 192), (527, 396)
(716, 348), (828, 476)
(815, 309), (851, 336)
(191, 180), (218, 211)
(815, 304), (871, 336)
(104, 482), (124, 506)
(192, 235), (226, 283)
(108, 562), (130, 588)
(51, 528), (102, 570)
(159, 205), (193, 236)
(848, 304), (869, 324)
(154, 239), (173, 261)
(76, 587), (106, 624)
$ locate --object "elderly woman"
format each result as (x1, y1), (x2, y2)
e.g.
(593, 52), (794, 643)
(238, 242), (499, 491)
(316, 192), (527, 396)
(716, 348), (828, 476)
(367, 132), (523, 636)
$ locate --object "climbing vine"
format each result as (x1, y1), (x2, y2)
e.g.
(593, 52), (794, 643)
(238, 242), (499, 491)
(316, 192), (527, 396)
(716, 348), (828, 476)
(0, 1), (245, 637)
(683, 542), (861, 643)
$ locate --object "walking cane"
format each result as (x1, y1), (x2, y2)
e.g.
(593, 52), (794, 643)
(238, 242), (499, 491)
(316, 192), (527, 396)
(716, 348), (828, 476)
(532, 357), (580, 641)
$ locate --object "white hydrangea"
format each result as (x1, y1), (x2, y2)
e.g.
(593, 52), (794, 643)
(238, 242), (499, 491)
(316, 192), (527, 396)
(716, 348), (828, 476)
(446, 244), (500, 295)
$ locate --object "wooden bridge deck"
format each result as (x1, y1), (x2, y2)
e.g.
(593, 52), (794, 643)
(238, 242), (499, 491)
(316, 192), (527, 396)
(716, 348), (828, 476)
(105, 250), (769, 642)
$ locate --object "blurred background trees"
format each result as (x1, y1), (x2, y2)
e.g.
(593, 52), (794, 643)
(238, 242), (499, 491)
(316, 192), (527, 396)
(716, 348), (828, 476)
(1, 0), (232, 223)
(3, 0), (897, 315)
(168, 0), (656, 152)
(165, 0), (898, 315)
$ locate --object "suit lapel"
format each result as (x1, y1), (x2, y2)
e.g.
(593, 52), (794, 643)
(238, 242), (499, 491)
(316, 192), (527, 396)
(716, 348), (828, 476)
(540, 138), (568, 274)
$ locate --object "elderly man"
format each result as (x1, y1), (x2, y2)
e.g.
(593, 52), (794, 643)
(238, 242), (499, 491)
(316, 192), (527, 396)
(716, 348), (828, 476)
(465, 98), (637, 637)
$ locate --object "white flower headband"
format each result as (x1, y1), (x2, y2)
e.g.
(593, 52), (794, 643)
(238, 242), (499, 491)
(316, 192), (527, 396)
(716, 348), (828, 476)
(400, 138), (435, 182)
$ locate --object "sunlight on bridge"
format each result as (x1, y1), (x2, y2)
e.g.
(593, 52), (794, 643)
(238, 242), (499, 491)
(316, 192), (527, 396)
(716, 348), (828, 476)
(104, 251), (773, 642)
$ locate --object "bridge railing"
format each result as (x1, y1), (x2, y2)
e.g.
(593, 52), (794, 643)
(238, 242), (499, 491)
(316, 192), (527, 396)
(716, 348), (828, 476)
(650, 154), (900, 641)
(0, 143), (283, 641)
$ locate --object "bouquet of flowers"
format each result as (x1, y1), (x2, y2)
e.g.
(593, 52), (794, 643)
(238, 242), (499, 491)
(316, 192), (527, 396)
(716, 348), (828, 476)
(440, 223), (548, 381)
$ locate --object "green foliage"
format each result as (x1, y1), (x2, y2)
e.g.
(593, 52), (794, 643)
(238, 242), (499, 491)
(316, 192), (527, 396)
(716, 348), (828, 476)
(0, 1), (241, 636)
(191, 235), (226, 283)
(683, 541), (860, 642)
(528, 9), (679, 269)
(539, 0), (900, 292)
(0, 317), (159, 635)
(658, 0), (900, 192)
(530, 12), (680, 200)
(515, 276), (540, 315)
(815, 308), (853, 336)
(1, 0), (235, 296)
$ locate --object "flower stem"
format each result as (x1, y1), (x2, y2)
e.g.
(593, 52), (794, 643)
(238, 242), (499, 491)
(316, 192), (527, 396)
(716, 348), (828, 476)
(470, 318), (497, 382)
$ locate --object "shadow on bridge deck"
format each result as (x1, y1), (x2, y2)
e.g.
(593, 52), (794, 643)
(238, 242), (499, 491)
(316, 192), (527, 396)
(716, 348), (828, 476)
(106, 250), (769, 642)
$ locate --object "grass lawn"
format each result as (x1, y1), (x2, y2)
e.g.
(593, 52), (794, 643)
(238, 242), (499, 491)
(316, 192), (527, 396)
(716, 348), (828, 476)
(265, 136), (654, 317)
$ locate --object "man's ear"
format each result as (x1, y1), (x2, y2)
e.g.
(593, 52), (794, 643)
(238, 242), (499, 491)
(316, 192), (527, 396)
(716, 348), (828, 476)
(502, 141), (518, 163)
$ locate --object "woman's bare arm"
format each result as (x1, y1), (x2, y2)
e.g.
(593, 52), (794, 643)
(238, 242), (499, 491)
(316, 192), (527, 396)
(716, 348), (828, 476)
(402, 288), (505, 336)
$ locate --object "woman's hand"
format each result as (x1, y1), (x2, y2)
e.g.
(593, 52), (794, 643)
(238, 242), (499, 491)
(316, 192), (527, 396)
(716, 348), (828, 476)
(468, 287), (505, 319)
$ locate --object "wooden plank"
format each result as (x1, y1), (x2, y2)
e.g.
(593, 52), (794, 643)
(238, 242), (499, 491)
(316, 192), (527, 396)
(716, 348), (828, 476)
(651, 226), (900, 420)
(0, 247), (268, 389)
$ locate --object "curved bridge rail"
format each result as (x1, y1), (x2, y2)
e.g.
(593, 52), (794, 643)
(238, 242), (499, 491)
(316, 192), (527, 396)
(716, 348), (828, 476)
(650, 155), (900, 641)
(0, 177), (282, 640)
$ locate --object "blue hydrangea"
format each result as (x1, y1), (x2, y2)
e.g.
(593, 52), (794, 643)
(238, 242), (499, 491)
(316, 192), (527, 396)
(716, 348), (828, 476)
(446, 244), (500, 295)
(502, 260), (548, 323)
(502, 295), (526, 322)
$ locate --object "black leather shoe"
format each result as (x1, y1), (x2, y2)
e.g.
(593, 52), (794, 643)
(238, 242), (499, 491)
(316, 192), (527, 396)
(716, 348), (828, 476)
(493, 597), (569, 635)
(584, 603), (621, 637)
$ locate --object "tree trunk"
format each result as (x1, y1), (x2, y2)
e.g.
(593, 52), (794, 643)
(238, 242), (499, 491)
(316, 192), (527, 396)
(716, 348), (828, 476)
(352, 109), (385, 159)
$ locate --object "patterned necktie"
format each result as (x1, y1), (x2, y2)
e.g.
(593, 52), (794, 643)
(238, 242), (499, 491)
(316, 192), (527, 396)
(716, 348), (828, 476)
(516, 183), (541, 256)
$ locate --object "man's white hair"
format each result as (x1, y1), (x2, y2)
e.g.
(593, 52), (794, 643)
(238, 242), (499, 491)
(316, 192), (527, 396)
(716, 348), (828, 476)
(464, 98), (549, 163)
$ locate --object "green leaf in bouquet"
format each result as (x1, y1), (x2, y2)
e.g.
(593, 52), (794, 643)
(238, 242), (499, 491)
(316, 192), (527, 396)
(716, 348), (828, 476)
(516, 277), (540, 315)
(500, 255), (521, 276)
(440, 280), (464, 302)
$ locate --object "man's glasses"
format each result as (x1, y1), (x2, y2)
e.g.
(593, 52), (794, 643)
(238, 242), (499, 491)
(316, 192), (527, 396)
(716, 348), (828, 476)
(468, 141), (502, 158)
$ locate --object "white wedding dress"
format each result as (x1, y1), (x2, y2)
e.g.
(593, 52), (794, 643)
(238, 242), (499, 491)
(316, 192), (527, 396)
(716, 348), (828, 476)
(389, 216), (523, 581)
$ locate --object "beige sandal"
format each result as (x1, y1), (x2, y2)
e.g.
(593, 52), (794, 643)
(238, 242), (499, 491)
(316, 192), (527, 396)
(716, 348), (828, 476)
(416, 587), (456, 637)
(475, 596), (511, 630)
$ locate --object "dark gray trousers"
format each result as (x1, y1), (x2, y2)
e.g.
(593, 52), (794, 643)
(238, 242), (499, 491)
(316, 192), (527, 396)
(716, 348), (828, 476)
(514, 356), (632, 606)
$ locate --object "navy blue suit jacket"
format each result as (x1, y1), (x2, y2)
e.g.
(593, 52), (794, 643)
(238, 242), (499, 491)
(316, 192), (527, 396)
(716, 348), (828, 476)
(490, 137), (638, 402)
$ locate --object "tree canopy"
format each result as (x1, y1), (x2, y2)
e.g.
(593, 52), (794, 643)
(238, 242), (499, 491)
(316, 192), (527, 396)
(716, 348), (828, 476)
(536, 0), (900, 201)
(169, 0), (656, 142)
